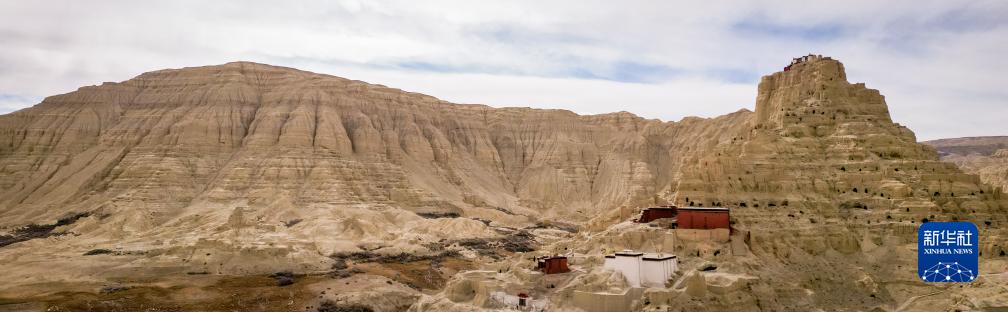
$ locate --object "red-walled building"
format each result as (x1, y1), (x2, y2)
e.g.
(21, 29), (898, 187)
(676, 207), (730, 229)
(537, 256), (570, 274)
(636, 206), (677, 223)
(517, 293), (529, 306)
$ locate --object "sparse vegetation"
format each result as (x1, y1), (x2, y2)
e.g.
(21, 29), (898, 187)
(416, 212), (460, 219)
(839, 201), (867, 210)
(271, 271), (296, 286)
(100, 285), (130, 294)
(317, 300), (374, 312)
(330, 250), (462, 264)
(283, 218), (303, 227)
(83, 249), (113, 256)
(327, 259), (365, 279)
(453, 230), (535, 258)
(0, 212), (90, 248)
(528, 221), (579, 233)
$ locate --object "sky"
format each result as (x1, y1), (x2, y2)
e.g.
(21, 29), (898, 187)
(0, 1), (1005, 140)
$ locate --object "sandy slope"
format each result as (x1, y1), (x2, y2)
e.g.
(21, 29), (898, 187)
(0, 57), (1005, 311)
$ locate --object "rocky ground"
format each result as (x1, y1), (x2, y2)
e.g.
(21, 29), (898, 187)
(0, 57), (1006, 311)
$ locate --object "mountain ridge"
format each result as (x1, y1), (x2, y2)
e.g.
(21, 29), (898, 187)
(0, 57), (1006, 311)
(0, 60), (751, 235)
(923, 135), (1008, 193)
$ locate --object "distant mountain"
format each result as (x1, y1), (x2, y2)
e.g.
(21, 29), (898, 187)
(923, 136), (1008, 156)
(924, 136), (1008, 192)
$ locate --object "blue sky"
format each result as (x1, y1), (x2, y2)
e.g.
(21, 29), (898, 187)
(0, 0), (1005, 140)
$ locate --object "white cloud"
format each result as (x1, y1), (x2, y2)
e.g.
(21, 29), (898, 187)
(0, 0), (1005, 139)
(0, 94), (40, 114)
(335, 67), (757, 120)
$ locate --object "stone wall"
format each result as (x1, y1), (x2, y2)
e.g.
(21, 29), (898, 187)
(571, 287), (644, 312)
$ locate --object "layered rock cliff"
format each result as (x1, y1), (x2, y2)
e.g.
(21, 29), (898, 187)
(0, 62), (752, 286)
(939, 150), (1008, 193)
(0, 62), (749, 228)
(673, 56), (1005, 236)
(662, 56), (1008, 310)
(1, 59), (1006, 311)
(925, 136), (1008, 191)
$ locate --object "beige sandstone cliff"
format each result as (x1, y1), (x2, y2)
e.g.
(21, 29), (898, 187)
(0, 58), (1005, 311)
(0, 62), (748, 301)
(938, 150), (1008, 193)
(924, 137), (1008, 192)
(421, 56), (1008, 312)
(0, 62), (750, 229)
(654, 56), (1008, 311)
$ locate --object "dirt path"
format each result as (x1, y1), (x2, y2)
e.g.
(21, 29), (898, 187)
(895, 290), (945, 312)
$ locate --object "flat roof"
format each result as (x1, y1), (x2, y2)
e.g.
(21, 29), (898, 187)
(677, 206), (729, 211)
(643, 207), (676, 210)
(536, 255), (567, 260)
(642, 253), (677, 261)
(613, 251), (644, 257)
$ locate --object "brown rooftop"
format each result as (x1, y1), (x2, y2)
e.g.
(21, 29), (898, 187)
(677, 206), (729, 211)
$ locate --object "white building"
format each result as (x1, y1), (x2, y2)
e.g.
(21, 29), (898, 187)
(489, 291), (548, 311)
(640, 253), (677, 287)
(603, 250), (677, 287)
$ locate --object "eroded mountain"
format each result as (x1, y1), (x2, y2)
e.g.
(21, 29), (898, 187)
(0, 58), (1005, 311)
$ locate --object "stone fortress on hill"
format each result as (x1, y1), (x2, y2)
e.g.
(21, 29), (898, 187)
(0, 55), (1005, 311)
(675, 54), (1003, 230)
